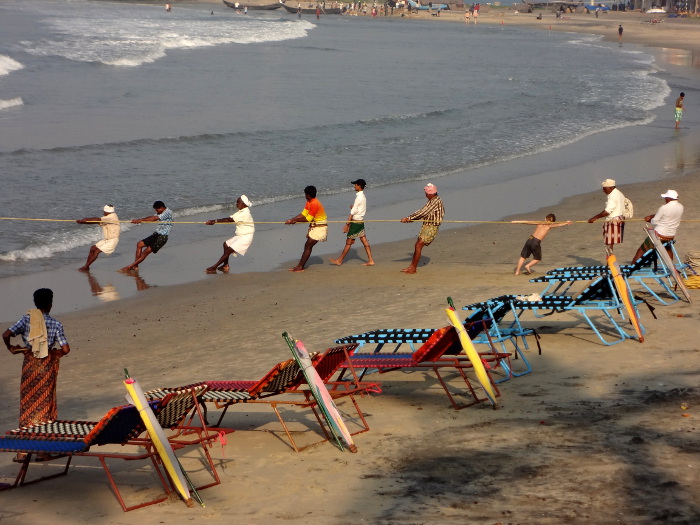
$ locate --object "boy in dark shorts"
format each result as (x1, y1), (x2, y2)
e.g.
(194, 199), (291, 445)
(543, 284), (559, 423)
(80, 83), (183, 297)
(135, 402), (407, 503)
(513, 213), (571, 275)
(120, 201), (173, 272)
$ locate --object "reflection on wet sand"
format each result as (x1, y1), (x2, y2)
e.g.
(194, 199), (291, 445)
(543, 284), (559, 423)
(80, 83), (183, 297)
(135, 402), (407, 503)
(85, 273), (120, 302)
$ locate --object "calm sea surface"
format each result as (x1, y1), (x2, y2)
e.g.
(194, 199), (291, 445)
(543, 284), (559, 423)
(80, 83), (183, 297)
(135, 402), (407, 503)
(0, 0), (674, 280)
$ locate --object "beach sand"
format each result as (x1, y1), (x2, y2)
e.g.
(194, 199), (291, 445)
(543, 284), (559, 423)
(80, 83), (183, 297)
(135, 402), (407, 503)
(1, 10), (699, 525)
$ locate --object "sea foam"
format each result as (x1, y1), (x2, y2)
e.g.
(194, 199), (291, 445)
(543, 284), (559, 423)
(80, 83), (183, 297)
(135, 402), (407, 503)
(0, 97), (23, 111)
(0, 54), (23, 76)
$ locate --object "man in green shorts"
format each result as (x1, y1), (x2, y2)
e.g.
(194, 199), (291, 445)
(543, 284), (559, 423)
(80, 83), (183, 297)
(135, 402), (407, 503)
(329, 179), (375, 266)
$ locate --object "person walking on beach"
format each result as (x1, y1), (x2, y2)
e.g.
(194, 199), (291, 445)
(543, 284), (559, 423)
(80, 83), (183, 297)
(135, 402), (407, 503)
(329, 179), (375, 267)
(675, 92), (685, 130)
(513, 214), (572, 275)
(618, 24), (623, 42)
(120, 200), (172, 272)
(588, 179), (627, 253)
(400, 183), (444, 274)
(285, 186), (327, 272)
(205, 195), (254, 273)
(75, 204), (120, 272)
(3, 288), (70, 461)
(632, 189), (684, 263)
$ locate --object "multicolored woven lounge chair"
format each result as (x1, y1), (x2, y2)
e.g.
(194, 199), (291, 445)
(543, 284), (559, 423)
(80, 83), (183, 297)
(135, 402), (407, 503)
(337, 326), (509, 410)
(0, 401), (171, 511)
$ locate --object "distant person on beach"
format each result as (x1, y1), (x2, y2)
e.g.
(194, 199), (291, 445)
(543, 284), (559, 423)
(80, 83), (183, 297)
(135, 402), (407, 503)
(400, 183), (444, 274)
(285, 185), (327, 272)
(588, 179), (627, 253)
(165, 3), (172, 12)
(513, 214), (572, 275)
(618, 24), (623, 42)
(3, 288), (70, 461)
(632, 189), (684, 263)
(675, 92), (684, 130)
(119, 200), (172, 272)
(329, 179), (375, 267)
(205, 195), (254, 273)
(75, 205), (120, 272)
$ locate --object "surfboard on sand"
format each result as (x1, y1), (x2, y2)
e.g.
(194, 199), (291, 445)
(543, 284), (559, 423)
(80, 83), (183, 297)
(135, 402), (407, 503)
(645, 226), (692, 303)
(606, 251), (644, 343)
(282, 332), (357, 453)
(445, 301), (499, 409)
(124, 376), (194, 507)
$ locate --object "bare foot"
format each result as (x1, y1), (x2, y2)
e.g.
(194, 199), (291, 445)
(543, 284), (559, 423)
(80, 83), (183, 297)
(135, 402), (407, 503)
(363, 261), (375, 266)
(205, 268), (217, 274)
(401, 267), (416, 274)
(514, 271), (520, 276)
(329, 258), (343, 266)
(218, 265), (230, 273)
(288, 266), (305, 272)
(78, 266), (90, 272)
(118, 267), (131, 273)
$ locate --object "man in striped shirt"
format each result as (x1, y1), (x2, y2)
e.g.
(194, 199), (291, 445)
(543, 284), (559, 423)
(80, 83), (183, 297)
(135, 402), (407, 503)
(400, 183), (445, 274)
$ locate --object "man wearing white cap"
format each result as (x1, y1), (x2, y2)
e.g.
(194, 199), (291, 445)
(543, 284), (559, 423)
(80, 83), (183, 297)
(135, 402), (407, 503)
(632, 189), (684, 263)
(75, 205), (121, 271)
(400, 183), (445, 274)
(588, 179), (627, 252)
(205, 195), (254, 273)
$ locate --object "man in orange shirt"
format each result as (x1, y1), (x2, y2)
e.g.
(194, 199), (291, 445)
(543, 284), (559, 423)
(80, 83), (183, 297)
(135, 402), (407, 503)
(285, 185), (328, 272)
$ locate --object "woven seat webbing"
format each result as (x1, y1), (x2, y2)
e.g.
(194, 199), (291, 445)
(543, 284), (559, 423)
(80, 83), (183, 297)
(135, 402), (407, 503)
(0, 437), (88, 454)
(336, 329), (436, 344)
(7, 421), (96, 438)
(156, 386), (207, 428)
(347, 354), (416, 368)
(202, 390), (254, 402)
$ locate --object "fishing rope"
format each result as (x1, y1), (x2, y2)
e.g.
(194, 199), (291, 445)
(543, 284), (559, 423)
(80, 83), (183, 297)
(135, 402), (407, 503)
(1, 217), (698, 225)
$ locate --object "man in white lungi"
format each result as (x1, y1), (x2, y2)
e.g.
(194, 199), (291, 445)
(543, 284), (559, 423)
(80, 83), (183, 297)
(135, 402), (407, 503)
(205, 195), (254, 273)
(76, 205), (121, 271)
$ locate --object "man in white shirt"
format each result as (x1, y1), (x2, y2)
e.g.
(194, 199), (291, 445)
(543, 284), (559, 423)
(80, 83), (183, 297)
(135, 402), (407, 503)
(329, 179), (375, 266)
(205, 195), (255, 273)
(76, 205), (121, 271)
(632, 189), (684, 262)
(588, 179), (626, 253)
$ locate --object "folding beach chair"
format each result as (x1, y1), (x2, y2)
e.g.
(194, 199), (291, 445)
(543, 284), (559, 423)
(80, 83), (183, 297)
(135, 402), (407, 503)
(461, 295), (541, 380)
(510, 274), (644, 346)
(0, 402), (173, 511)
(546, 244), (681, 305)
(337, 326), (509, 410)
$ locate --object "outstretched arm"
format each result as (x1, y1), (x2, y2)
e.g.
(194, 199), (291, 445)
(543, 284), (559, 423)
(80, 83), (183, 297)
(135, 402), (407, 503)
(76, 216), (103, 224)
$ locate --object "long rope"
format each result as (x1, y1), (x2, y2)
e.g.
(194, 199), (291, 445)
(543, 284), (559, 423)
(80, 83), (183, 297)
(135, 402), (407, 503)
(0, 217), (697, 225)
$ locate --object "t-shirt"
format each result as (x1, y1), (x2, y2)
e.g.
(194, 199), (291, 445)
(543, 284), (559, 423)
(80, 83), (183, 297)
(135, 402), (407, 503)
(350, 191), (367, 221)
(156, 208), (173, 236)
(302, 198), (327, 224)
(604, 188), (626, 221)
(651, 200), (684, 238)
(100, 213), (120, 240)
(231, 207), (255, 236)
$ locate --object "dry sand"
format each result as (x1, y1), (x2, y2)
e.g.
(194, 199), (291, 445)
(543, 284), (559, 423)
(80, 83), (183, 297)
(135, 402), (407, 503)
(1, 10), (699, 525)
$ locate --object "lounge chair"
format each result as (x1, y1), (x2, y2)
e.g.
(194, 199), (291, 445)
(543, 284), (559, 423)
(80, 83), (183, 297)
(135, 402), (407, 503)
(337, 326), (509, 410)
(150, 345), (376, 452)
(509, 274), (644, 345)
(1, 401), (174, 511)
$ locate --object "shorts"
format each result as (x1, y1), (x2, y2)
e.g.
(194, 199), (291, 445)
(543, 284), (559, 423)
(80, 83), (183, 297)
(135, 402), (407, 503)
(603, 217), (624, 246)
(639, 234), (673, 254)
(418, 224), (439, 245)
(675, 108), (683, 122)
(520, 236), (542, 260)
(307, 224), (327, 242)
(142, 232), (169, 254)
(95, 238), (119, 255)
(347, 222), (365, 239)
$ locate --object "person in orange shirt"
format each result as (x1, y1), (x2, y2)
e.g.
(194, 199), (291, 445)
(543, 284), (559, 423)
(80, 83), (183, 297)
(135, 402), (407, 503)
(285, 185), (328, 272)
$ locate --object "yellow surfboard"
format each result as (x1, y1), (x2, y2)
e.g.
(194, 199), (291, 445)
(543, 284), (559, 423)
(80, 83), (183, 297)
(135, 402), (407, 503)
(124, 378), (194, 507)
(606, 252), (644, 343)
(445, 307), (499, 409)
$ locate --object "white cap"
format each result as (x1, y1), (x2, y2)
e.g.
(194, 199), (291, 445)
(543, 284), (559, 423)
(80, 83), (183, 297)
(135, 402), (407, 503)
(601, 179), (616, 188)
(240, 195), (252, 207)
(103, 205), (115, 213)
(661, 189), (678, 200)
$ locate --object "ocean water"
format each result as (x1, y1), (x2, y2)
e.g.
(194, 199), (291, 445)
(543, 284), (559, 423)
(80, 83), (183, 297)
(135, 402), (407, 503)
(0, 0), (676, 281)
